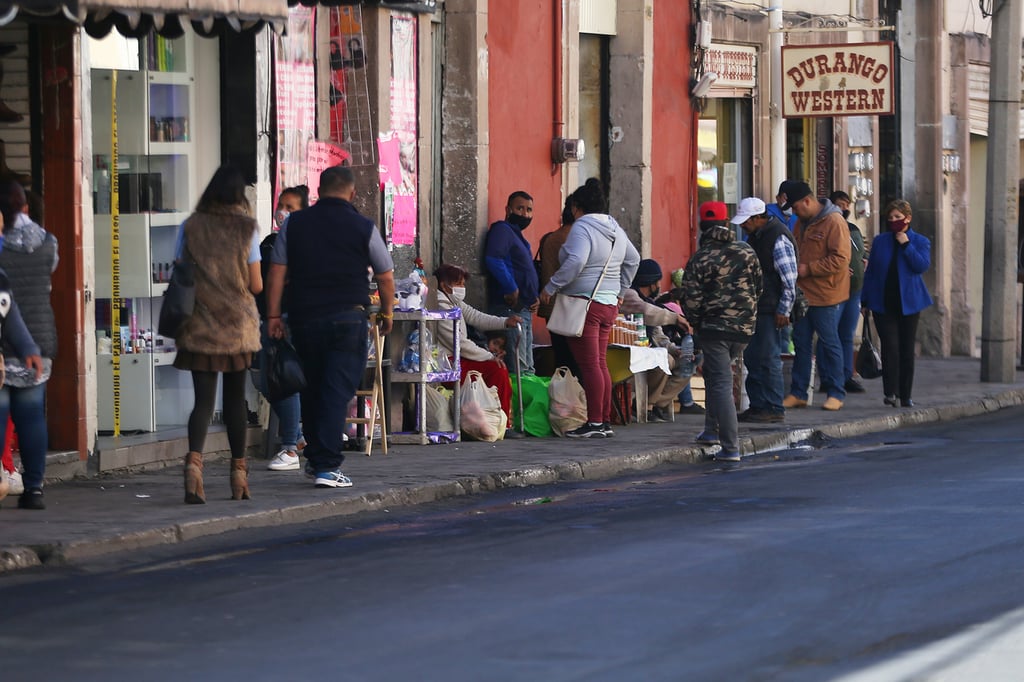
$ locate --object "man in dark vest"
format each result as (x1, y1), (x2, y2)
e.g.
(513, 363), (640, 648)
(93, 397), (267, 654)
(266, 166), (395, 489)
(734, 197), (797, 423)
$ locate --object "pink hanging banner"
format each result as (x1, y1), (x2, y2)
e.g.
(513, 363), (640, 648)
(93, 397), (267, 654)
(385, 13), (418, 246)
(274, 6), (316, 207)
(306, 141), (351, 203)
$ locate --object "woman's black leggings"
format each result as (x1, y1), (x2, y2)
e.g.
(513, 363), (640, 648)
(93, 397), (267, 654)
(188, 369), (248, 458)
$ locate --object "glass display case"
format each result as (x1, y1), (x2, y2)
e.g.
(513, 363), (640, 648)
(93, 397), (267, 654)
(91, 32), (196, 433)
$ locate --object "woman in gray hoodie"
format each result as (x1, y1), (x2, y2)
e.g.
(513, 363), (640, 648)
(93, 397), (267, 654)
(539, 179), (639, 438)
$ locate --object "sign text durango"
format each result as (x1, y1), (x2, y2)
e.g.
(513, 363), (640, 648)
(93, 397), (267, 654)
(781, 42), (895, 118)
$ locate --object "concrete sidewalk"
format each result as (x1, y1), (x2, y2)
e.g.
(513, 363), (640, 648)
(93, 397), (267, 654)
(1, 357), (1021, 573)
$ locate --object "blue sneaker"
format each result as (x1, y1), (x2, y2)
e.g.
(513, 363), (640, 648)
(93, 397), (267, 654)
(714, 451), (741, 462)
(314, 468), (353, 488)
(694, 431), (720, 446)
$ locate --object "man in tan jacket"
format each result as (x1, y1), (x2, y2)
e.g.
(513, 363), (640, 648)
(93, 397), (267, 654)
(781, 182), (851, 411)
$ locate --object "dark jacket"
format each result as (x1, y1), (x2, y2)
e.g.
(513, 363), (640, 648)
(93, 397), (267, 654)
(484, 220), (539, 309)
(748, 216), (795, 316)
(861, 228), (933, 316)
(680, 225), (763, 342)
(847, 221), (865, 293)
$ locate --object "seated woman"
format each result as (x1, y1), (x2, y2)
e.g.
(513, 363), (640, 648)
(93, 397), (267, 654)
(434, 264), (522, 438)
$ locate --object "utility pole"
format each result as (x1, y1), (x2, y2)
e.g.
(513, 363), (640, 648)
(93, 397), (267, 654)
(769, 5), (785, 195)
(981, 0), (1022, 382)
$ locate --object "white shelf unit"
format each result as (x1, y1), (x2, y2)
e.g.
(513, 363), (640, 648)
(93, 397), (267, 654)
(91, 32), (197, 433)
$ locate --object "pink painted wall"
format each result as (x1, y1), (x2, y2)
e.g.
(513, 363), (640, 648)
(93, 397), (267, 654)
(651, 3), (697, 281)
(487, 1), (563, 244)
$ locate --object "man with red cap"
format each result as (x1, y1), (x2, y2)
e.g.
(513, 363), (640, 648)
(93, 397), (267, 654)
(680, 202), (762, 462)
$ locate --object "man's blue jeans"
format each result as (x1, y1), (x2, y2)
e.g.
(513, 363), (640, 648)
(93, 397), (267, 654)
(290, 311), (368, 471)
(0, 383), (47, 490)
(490, 304), (534, 375)
(790, 303), (846, 401)
(825, 289), (862, 383)
(743, 313), (785, 414)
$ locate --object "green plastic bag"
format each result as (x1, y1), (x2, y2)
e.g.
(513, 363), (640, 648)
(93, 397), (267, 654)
(511, 374), (553, 437)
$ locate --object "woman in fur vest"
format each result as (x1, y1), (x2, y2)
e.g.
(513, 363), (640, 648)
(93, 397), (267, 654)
(174, 166), (262, 503)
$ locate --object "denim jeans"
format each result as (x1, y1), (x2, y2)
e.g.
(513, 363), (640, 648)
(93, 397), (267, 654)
(791, 304), (846, 401)
(0, 383), (47, 490)
(700, 337), (746, 454)
(816, 289), (861, 383)
(258, 322), (303, 451)
(743, 313), (785, 414)
(290, 311), (368, 471)
(490, 304), (534, 375)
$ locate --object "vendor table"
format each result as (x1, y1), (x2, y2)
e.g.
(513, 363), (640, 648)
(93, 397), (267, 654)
(606, 344), (670, 423)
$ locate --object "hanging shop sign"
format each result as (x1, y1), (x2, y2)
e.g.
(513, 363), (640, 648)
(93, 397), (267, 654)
(781, 42), (894, 118)
(706, 43), (757, 89)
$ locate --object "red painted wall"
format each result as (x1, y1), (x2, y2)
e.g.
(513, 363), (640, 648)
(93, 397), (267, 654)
(487, 1), (563, 247)
(651, 3), (696, 282)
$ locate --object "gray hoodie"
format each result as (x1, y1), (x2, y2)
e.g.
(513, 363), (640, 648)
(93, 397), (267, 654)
(544, 214), (640, 301)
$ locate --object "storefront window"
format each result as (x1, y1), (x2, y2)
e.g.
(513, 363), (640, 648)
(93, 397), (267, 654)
(697, 98), (752, 217)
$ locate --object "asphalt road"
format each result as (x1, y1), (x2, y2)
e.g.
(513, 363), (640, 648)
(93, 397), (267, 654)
(5, 407), (1024, 681)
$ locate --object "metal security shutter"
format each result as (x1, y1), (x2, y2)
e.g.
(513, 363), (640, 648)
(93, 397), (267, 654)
(968, 61), (1024, 137)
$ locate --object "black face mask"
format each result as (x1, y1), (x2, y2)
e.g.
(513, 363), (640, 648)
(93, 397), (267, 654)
(842, 209), (851, 219)
(507, 214), (532, 230)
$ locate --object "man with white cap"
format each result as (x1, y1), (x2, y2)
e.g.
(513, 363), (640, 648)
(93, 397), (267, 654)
(732, 197), (797, 422)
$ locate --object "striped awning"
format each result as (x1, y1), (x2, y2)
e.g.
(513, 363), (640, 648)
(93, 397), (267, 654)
(0, 0), (289, 37)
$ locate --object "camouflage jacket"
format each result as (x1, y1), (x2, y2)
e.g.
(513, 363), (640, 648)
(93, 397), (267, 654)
(680, 225), (763, 342)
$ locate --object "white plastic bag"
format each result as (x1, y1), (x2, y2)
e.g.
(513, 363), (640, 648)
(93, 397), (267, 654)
(460, 370), (506, 442)
(425, 384), (455, 433)
(548, 366), (588, 437)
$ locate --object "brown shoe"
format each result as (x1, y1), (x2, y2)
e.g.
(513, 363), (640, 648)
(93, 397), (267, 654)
(782, 395), (807, 408)
(230, 458), (251, 500)
(822, 397), (844, 411)
(183, 451), (205, 504)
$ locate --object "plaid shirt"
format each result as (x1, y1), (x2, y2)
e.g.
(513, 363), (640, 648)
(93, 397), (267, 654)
(773, 236), (798, 316)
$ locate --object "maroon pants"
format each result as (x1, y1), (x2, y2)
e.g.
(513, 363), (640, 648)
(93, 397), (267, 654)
(459, 357), (513, 428)
(565, 302), (617, 424)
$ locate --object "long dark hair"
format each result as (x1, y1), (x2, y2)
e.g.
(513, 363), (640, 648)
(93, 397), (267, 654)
(196, 165), (250, 214)
(0, 180), (25, 233)
(569, 177), (607, 215)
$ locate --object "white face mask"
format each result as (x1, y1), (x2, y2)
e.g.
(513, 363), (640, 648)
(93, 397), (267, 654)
(274, 209), (290, 230)
(450, 286), (466, 300)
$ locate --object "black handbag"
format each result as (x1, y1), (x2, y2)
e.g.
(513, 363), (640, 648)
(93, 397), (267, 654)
(856, 315), (883, 380)
(264, 337), (307, 401)
(157, 256), (196, 338)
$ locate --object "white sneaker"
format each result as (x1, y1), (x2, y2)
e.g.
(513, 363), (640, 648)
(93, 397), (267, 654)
(267, 450), (300, 471)
(7, 469), (23, 495)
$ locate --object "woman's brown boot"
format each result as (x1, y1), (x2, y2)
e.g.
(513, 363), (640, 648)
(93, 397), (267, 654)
(184, 451), (205, 504)
(230, 458), (251, 500)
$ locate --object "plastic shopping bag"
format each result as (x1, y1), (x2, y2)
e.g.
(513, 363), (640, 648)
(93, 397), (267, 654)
(460, 370), (506, 442)
(548, 367), (588, 437)
(425, 384), (455, 433)
(512, 374), (553, 438)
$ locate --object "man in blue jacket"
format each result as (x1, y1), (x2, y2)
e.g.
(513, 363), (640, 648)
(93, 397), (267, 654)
(483, 191), (539, 375)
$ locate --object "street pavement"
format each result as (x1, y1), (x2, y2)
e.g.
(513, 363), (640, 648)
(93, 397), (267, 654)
(1, 356), (1021, 573)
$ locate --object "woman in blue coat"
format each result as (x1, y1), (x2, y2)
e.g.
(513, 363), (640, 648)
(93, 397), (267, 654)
(860, 199), (933, 407)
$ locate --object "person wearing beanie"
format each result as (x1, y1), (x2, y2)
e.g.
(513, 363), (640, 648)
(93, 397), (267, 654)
(826, 190), (867, 394)
(628, 259), (691, 422)
(767, 181), (798, 231)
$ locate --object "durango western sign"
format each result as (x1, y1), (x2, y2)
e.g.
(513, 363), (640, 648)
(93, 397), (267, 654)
(781, 42), (895, 118)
